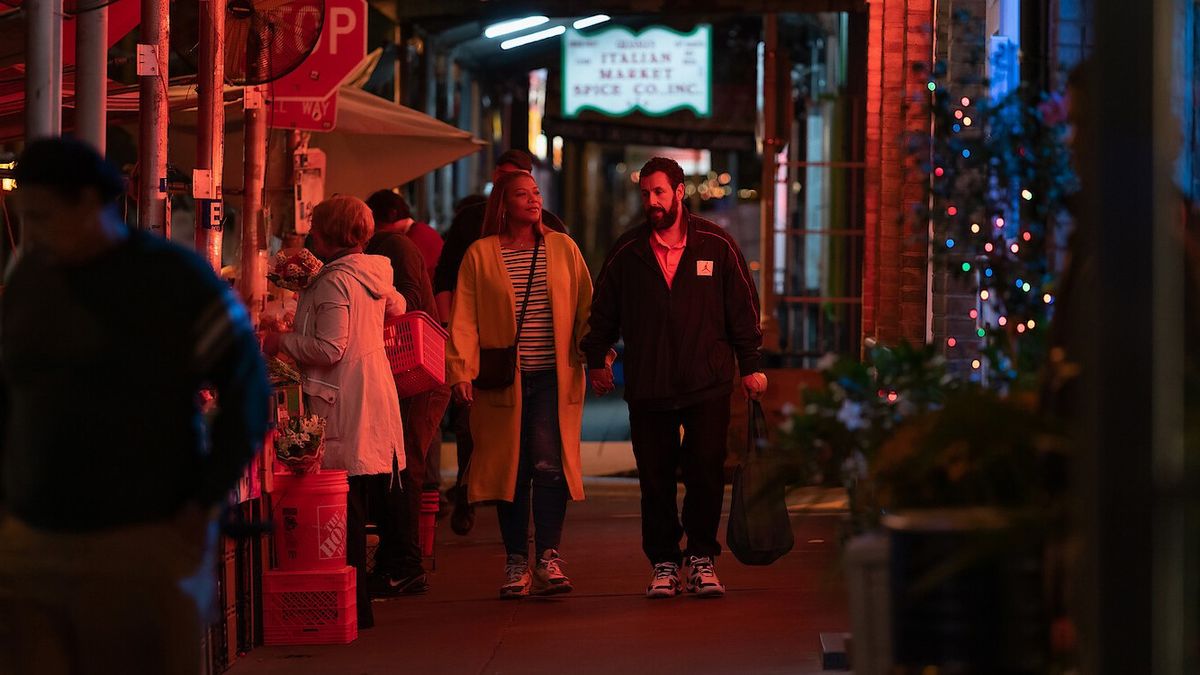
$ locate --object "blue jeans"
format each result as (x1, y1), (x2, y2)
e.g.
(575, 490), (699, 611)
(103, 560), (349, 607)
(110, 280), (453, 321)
(497, 369), (569, 557)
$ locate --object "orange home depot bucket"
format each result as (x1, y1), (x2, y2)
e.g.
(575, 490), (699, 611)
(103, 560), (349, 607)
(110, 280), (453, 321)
(271, 470), (349, 571)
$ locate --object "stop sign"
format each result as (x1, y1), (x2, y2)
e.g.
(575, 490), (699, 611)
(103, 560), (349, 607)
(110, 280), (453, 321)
(272, 0), (367, 100)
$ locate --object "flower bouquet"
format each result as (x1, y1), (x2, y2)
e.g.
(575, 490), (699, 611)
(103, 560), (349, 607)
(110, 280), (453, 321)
(274, 414), (327, 473)
(267, 247), (323, 292)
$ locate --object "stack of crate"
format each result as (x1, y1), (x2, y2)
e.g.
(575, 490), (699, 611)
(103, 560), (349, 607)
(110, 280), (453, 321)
(262, 566), (357, 645)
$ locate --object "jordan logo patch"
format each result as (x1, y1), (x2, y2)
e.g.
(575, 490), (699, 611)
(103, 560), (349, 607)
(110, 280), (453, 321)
(697, 260), (714, 276)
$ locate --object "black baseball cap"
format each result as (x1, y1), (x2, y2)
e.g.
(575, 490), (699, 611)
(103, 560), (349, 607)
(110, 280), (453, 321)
(16, 137), (125, 203)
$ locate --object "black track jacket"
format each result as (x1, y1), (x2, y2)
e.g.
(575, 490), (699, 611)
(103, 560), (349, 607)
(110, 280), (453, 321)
(582, 210), (763, 411)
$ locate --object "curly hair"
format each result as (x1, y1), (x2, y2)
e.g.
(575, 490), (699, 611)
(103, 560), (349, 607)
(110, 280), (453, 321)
(638, 156), (685, 190)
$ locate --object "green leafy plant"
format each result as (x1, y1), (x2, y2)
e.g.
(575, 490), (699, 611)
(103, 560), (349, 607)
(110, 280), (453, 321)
(778, 341), (955, 531)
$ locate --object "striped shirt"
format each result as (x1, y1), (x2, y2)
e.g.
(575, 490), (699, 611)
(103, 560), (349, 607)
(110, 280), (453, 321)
(502, 246), (556, 372)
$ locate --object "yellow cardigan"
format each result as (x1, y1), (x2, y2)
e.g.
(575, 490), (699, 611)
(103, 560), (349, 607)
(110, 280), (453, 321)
(446, 231), (593, 503)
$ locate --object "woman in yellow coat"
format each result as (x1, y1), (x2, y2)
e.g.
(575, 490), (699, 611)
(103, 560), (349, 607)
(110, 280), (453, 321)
(446, 170), (593, 599)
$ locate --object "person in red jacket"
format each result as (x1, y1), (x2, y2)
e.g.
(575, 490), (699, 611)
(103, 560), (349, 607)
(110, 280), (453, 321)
(582, 157), (768, 600)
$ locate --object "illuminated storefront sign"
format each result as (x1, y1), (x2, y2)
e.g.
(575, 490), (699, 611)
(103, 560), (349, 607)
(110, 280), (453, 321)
(562, 24), (712, 118)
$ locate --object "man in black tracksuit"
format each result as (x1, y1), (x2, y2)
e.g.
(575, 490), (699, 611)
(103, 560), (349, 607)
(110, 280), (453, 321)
(582, 157), (767, 599)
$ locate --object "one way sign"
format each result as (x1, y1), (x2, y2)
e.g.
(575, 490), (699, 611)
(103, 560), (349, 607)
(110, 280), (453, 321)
(271, 91), (338, 131)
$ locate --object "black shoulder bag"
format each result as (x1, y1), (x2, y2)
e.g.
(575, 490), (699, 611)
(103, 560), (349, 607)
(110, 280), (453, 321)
(473, 237), (540, 390)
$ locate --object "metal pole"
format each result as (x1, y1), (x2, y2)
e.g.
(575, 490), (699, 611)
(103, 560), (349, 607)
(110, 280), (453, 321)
(392, 22), (402, 105)
(75, 0), (108, 151)
(137, 0), (169, 236)
(239, 86), (268, 323)
(759, 13), (780, 351)
(26, 0), (63, 140)
(195, 0), (226, 271)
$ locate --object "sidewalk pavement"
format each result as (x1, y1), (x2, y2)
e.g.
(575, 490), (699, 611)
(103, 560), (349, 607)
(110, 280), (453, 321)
(228, 483), (851, 675)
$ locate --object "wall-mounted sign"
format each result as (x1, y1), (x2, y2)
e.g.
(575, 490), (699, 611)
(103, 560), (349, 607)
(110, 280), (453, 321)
(562, 24), (712, 119)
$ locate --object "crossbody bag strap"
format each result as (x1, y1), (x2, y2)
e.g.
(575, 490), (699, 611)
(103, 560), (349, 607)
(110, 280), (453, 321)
(513, 236), (541, 347)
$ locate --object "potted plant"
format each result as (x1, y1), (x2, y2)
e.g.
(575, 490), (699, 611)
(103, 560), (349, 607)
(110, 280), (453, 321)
(873, 387), (1067, 672)
(777, 342), (956, 673)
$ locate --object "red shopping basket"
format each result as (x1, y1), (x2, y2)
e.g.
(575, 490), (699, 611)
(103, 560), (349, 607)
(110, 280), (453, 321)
(383, 311), (447, 398)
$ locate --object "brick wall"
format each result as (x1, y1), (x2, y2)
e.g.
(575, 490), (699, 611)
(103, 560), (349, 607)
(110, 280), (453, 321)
(863, 0), (934, 349)
(930, 0), (990, 375)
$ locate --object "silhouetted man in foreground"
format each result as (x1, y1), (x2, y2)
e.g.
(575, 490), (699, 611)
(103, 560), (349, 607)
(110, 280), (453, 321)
(0, 138), (271, 674)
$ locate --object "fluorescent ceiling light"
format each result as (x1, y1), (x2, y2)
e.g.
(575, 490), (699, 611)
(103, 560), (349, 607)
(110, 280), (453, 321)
(572, 15), (610, 30)
(484, 16), (549, 39)
(501, 25), (566, 50)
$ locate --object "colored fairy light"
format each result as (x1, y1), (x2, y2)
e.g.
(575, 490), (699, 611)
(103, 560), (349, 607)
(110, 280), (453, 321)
(984, 268), (994, 277)
(1021, 189), (1033, 201)
(953, 124), (962, 133)
(961, 262), (972, 272)
(969, 309), (979, 319)
(1015, 278), (1024, 288)
(928, 81), (937, 91)
(972, 359), (981, 369)
(946, 239), (956, 248)
(963, 117), (973, 126)
(1017, 324), (1027, 334)
(1027, 319), (1037, 329)
(935, 167), (945, 177)
(995, 216), (1005, 227)
(976, 328), (986, 338)
(947, 206), (958, 216)
(1011, 243), (1020, 253)
(947, 337), (957, 347)
(984, 243), (994, 252)
(998, 316), (1008, 326)
(961, 97), (970, 106)
(955, 110), (964, 120)
(1022, 282), (1031, 292)
(970, 223), (980, 233)
(1043, 293), (1053, 304)
(962, 149), (971, 158)
(887, 392), (899, 402)
(980, 289), (990, 300)
(1022, 231), (1032, 241)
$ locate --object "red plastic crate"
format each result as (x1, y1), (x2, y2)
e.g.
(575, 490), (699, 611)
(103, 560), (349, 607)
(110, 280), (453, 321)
(262, 566), (357, 646)
(383, 311), (447, 398)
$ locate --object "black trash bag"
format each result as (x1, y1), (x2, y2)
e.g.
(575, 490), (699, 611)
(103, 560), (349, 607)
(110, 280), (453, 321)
(727, 400), (794, 565)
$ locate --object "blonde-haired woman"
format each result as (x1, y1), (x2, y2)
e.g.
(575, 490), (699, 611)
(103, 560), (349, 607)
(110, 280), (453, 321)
(446, 170), (594, 598)
(263, 195), (405, 629)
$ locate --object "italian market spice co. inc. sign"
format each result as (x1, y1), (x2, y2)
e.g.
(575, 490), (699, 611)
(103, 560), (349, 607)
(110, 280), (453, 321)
(562, 24), (712, 119)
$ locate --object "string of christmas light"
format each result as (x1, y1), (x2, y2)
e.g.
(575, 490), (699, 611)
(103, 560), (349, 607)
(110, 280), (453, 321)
(909, 10), (1076, 389)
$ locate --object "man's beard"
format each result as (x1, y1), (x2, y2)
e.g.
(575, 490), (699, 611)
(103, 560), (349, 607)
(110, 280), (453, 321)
(646, 196), (679, 231)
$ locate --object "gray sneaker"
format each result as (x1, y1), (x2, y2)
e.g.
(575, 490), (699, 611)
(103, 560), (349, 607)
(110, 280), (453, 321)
(684, 556), (725, 598)
(532, 549), (573, 596)
(500, 554), (531, 599)
(645, 562), (681, 599)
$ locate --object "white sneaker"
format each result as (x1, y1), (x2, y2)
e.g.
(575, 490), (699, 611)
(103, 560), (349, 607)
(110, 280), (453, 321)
(532, 549), (573, 596)
(500, 554), (531, 599)
(685, 556), (725, 598)
(645, 562), (682, 599)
